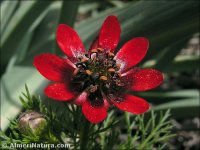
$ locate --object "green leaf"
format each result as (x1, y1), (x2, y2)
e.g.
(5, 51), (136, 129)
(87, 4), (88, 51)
(1, 1), (52, 65)
(118, 1), (199, 59)
(143, 55), (199, 73)
(15, 2), (61, 66)
(136, 89), (199, 104)
(152, 98), (200, 119)
(152, 36), (191, 71)
(15, 7), (50, 63)
(164, 55), (199, 73)
(58, 1), (80, 27)
(0, 0), (19, 35)
(147, 17), (198, 60)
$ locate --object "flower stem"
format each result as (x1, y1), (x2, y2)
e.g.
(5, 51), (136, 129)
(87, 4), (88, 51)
(80, 118), (90, 150)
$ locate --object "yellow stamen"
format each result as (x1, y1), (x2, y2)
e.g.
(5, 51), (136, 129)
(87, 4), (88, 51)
(108, 52), (114, 57)
(86, 70), (92, 75)
(108, 68), (115, 72)
(97, 48), (104, 52)
(116, 63), (121, 69)
(91, 49), (98, 53)
(100, 76), (108, 81)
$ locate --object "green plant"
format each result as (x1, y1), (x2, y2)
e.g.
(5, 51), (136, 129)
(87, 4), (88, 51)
(1, 85), (175, 149)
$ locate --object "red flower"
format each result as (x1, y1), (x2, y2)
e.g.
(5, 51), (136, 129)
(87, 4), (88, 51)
(34, 16), (163, 124)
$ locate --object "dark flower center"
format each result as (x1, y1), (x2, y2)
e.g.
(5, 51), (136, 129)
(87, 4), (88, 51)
(72, 48), (126, 106)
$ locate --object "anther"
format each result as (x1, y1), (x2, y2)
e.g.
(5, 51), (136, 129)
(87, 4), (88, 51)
(100, 76), (108, 81)
(116, 63), (121, 69)
(97, 48), (104, 52)
(86, 70), (93, 75)
(91, 49), (98, 53)
(108, 68), (115, 73)
(107, 52), (115, 57)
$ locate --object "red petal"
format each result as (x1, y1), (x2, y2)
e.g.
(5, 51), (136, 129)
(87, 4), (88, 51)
(56, 24), (85, 62)
(89, 36), (99, 52)
(115, 37), (149, 73)
(33, 53), (75, 82)
(122, 69), (163, 91)
(99, 16), (121, 52)
(45, 83), (77, 101)
(82, 101), (107, 124)
(73, 91), (87, 105)
(112, 95), (149, 114)
(103, 98), (110, 109)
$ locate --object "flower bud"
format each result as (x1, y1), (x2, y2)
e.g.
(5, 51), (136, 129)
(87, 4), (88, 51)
(18, 111), (48, 136)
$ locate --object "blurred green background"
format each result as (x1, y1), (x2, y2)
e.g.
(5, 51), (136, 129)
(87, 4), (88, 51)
(0, 0), (199, 148)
